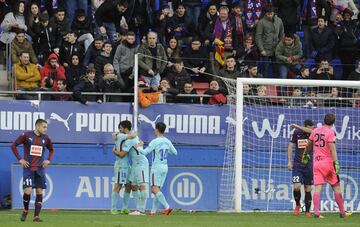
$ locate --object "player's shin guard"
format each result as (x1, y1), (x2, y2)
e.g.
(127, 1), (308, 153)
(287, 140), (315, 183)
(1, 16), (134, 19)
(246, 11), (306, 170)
(313, 192), (321, 216)
(151, 196), (159, 214)
(111, 191), (119, 210)
(23, 193), (30, 211)
(155, 191), (169, 209)
(122, 191), (130, 210)
(334, 192), (345, 214)
(293, 190), (301, 206)
(305, 192), (312, 212)
(133, 190), (141, 210)
(34, 194), (43, 217)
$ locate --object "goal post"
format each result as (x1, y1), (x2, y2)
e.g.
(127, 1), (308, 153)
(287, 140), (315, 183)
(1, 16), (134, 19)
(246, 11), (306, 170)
(229, 78), (360, 212)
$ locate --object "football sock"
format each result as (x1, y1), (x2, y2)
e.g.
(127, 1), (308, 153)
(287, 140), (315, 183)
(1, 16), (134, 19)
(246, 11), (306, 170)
(111, 191), (119, 210)
(34, 194), (42, 217)
(122, 191), (130, 210)
(313, 192), (321, 216)
(133, 190), (140, 210)
(293, 190), (301, 206)
(151, 195), (159, 213)
(305, 192), (312, 212)
(334, 192), (345, 214)
(155, 191), (169, 209)
(139, 190), (148, 213)
(23, 193), (30, 211)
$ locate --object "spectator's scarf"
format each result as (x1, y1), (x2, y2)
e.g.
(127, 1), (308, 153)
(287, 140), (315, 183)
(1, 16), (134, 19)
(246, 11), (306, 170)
(302, 0), (317, 20)
(244, 0), (265, 28)
(214, 18), (233, 50)
(232, 11), (244, 43)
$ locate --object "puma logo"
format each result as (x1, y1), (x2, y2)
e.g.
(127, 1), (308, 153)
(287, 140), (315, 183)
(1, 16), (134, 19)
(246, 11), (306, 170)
(50, 113), (73, 131)
(138, 114), (161, 129)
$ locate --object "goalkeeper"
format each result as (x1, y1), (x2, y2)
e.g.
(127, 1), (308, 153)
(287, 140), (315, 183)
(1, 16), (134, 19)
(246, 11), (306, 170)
(304, 113), (351, 218)
(288, 119), (314, 217)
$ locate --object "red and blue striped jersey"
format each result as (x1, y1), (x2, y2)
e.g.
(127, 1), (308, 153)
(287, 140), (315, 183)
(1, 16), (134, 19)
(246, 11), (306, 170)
(11, 131), (54, 171)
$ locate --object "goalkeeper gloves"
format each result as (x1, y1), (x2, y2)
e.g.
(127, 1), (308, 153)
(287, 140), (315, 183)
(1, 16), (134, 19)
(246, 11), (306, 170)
(301, 153), (311, 165)
(334, 160), (340, 175)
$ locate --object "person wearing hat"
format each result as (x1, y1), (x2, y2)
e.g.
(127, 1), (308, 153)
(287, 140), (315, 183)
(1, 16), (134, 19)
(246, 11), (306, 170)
(329, 0), (358, 23)
(255, 5), (284, 78)
(40, 53), (66, 91)
(338, 8), (358, 79)
(63, 0), (88, 23)
(71, 9), (94, 52)
(33, 13), (60, 65)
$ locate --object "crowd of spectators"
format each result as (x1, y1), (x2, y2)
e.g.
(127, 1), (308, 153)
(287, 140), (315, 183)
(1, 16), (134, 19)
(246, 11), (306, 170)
(1, 0), (360, 106)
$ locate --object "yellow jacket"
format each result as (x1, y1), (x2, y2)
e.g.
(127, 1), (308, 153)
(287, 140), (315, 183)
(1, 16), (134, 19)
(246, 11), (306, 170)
(14, 62), (40, 90)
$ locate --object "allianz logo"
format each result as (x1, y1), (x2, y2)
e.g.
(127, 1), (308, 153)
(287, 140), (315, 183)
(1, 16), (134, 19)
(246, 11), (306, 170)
(0, 111), (223, 135)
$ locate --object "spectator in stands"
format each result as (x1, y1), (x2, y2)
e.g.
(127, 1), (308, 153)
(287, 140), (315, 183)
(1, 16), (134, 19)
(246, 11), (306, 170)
(300, 0), (331, 58)
(348, 60), (360, 80)
(95, 0), (128, 42)
(13, 51), (40, 92)
(235, 33), (259, 73)
(65, 54), (86, 90)
(137, 31), (167, 89)
(64, 0), (88, 22)
(159, 78), (178, 103)
(275, 33), (303, 79)
(311, 59), (336, 80)
(26, 2), (41, 41)
(83, 36), (104, 67)
(255, 5), (284, 78)
(71, 9), (94, 52)
(290, 87), (306, 107)
(34, 0), (64, 17)
(60, 31), (85, 67)
(40, 53), (66, 91)
(11, 29), (38, 65)
(126, 0), (150, 42)
(138, 78), (160, 108)
(54, 79), (73, 101)
(243, 0), (267, 33)
(218, 55), (240, 79)
(338, 9), (358, 80)
(91, 0), (105, 14)
(329, 0), (358, 23)
(0, 0), (27, 45)
(34, 13), (60, 65)
(230, 2), (245, 46)
(198, 2), (218, 46)
(213, 6), (237, 57)
(49, 7), (71, 40)
(94, 41), (113, 79)
(204, 79), (228, 105)
(177, 82), (200, 104)
(240, 63), (263, 78)
(177, 0), (202, 29)
(165, 36), (181, 63)
(164, 58), (191, 91)
(310, 16), (336, 62)
(98, 63), (124, 102)
(324, 87), (352, 107)
(166, 2), (193, 45)
(304, 90), (318, 107)
(273, 0), (300, 34)
(0, 0), (11, 25)
(73, 67), (102, 105)
(153, 4), (172, 45)
(253, 85), (270, 105)
(182, 36), (210, 81)
(113, 31), (138, 91)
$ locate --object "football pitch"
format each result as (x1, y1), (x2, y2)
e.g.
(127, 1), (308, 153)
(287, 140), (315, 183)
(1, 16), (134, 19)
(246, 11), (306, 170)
(0, 210), (358, 227)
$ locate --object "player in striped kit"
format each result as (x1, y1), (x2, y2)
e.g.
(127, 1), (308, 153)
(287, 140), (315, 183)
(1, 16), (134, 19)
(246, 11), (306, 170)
(11, 119), (54, 222)
(135, 122), (177, 215)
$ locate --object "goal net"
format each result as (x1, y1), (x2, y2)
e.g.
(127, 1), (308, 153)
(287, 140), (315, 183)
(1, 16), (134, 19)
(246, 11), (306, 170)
(219, 78), (360, 212)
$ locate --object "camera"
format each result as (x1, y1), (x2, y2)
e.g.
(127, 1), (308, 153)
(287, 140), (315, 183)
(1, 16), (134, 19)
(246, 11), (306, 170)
(322, 68), (329, 73)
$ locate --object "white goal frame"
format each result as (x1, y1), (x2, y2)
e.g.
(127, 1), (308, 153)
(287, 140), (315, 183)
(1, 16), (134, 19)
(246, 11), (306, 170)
(235, 78), (360, 212)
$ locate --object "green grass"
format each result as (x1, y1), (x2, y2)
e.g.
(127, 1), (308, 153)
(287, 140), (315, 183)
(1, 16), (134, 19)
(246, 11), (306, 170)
(0, 210), (358, 227)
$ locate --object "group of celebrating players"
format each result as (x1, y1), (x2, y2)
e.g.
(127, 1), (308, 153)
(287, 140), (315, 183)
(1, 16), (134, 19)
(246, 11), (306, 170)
(11, 112), (352, 221)
(288, 113), (352, 218)
(11, 118), (177, 221)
